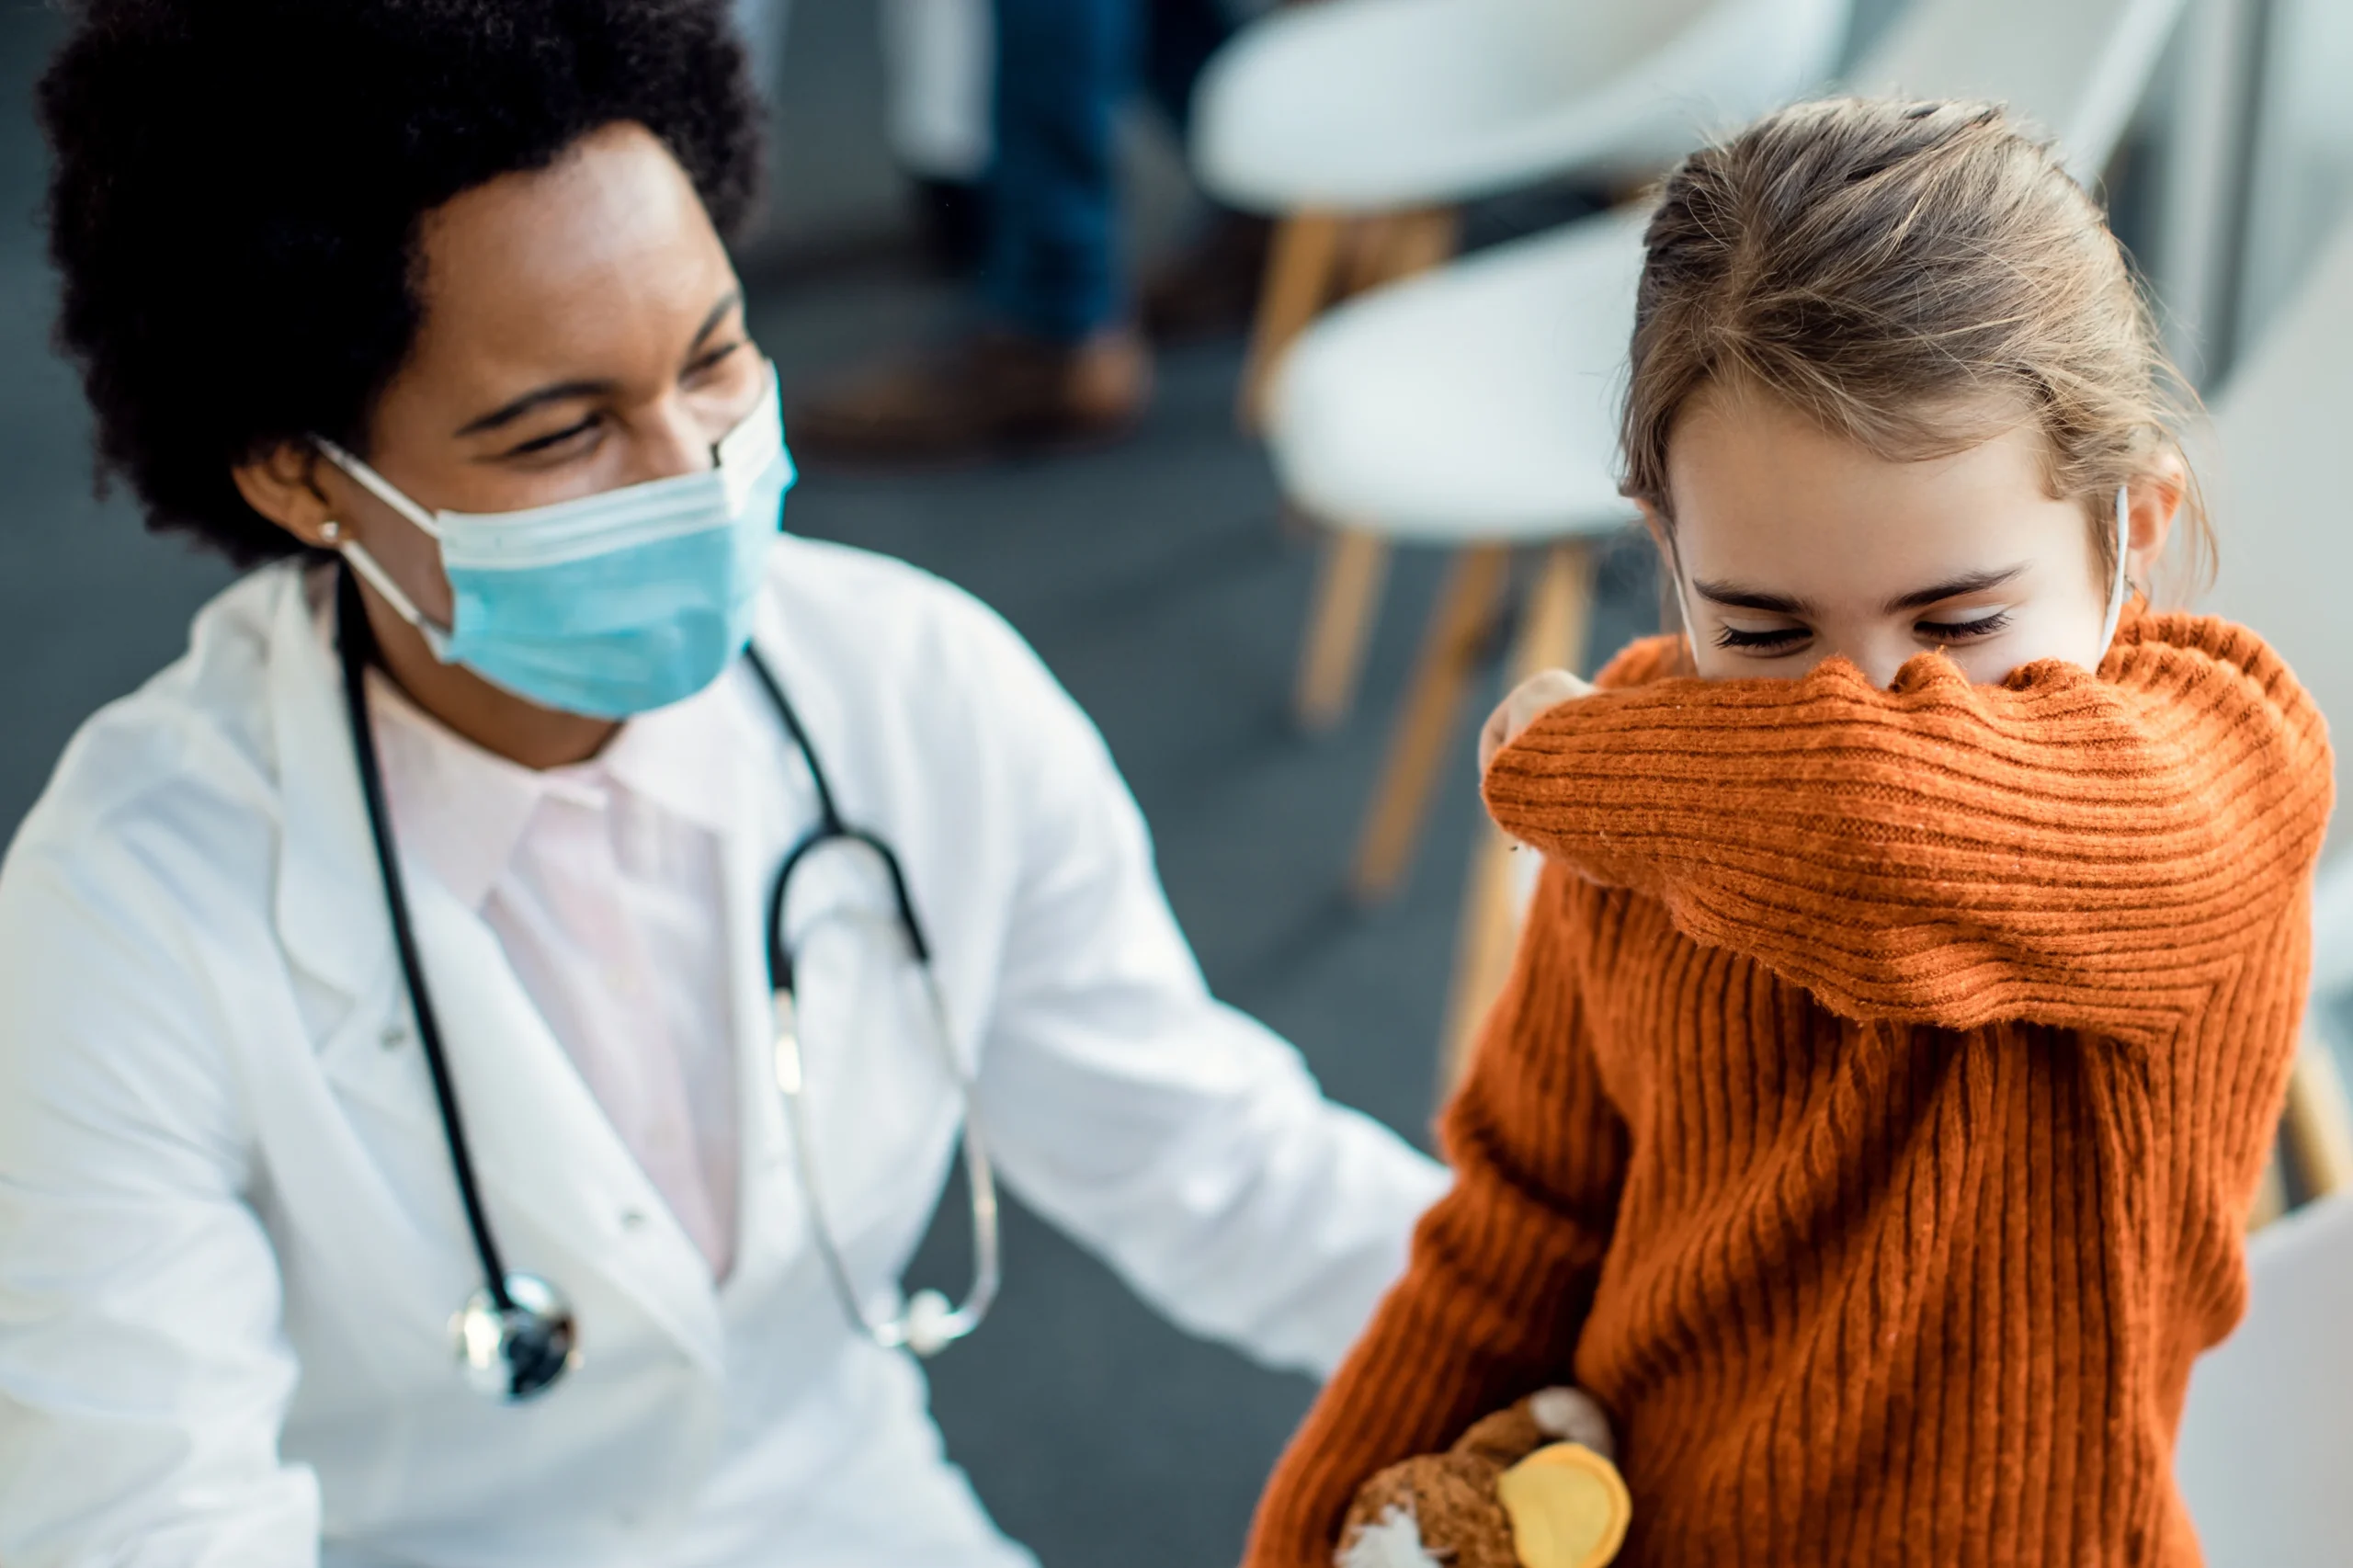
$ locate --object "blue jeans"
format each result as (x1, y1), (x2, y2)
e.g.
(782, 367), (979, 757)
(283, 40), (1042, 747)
(985, 0), (1232, 341)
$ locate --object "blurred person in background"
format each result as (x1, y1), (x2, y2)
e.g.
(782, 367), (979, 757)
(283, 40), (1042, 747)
(884, 0), (998, 274)
(786, 0), (1267, 466)
(733, 0), (996, 271)
(0, 3), (1444, 1563)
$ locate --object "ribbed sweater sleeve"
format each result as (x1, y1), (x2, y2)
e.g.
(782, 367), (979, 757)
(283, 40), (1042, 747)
(1481, 613), (2334, 1033)
(1241, 860), (1629, 1568)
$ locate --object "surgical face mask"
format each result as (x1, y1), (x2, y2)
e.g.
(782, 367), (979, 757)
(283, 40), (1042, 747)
(314, 363), (794, 719)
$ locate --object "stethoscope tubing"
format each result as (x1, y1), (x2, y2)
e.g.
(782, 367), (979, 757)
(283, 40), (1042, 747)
(743, 650), (932, 980)
(742, 645), (1000, 1356)
(335, 562), (998, 1394)
(336, 568), (517, 1312)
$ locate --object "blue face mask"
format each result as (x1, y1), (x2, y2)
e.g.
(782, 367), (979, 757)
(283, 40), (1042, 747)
(314, 363), (795, 719)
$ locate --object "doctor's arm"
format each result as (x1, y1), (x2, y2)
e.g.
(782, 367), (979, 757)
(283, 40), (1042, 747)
(0, 848), (317, 1567)
(965, 645), (1449, 1377)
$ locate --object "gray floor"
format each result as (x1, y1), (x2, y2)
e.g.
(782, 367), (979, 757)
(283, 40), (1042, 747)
(0, 6), (1673, 1564)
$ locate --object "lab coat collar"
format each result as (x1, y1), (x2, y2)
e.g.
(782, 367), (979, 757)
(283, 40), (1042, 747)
(268, 566), (392, 1004)
(396, 867), (728, 1371)
(263, 565), (728, 1373)
(357, 665), (747, 914)
(359, 671), (545, 914)
(597, 676), (748, 840)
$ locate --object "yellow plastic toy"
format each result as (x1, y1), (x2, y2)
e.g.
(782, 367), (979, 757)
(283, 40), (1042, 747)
(1336, 1388), (1630, 1568)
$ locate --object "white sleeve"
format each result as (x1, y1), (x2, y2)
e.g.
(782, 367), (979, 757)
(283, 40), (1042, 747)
(963, 628), (1449, 1378)
(0, 841), (318, 1568)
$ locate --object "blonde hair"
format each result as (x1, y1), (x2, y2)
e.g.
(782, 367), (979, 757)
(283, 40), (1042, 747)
(1620, 97), (2209, 587)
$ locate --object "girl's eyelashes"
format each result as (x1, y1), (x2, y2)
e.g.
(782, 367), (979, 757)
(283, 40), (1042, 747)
(1713, 623), (1811, 651)
(1915, 608), (2013, 640)
(1709, 610), (2014, 653)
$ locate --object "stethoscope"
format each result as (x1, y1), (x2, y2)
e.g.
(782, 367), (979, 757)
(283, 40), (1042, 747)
(335, 567), (1001, 1401)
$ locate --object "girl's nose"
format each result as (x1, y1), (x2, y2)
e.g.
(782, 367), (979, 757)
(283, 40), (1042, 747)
(1818, 638), (1910, 691)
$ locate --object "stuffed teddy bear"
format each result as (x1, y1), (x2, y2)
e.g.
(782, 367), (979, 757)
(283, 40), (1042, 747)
(1336, 1388), (1629, 1568)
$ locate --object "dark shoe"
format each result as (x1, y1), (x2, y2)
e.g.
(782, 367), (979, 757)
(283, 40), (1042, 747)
(786, 325), (1154, 470)
(1141, 211), (1271, 345)
(909, 175), (988, 279)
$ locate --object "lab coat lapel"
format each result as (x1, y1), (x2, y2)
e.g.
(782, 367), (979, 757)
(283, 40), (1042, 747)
(267, 566), (393, 1006)
(714, 631), (818, 1307)
(263, 567), (725, 1375)
(715, 801), (799, 1306)
(398, 870), (727, 1373)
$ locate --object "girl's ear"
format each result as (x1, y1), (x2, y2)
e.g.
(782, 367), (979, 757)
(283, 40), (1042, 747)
(1636, 499), (1690, 652)
(1635, 498), (1672, 559)
(2124, 450), (2187, 583)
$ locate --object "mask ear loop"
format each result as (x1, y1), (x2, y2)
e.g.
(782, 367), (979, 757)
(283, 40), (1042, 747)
(2097, 484), (2132, 658)
(311, 437), (457, 658)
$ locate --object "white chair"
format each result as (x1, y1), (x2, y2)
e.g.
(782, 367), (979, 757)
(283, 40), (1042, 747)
(2177, 1187), (2353, 1566)
(1195, 0), (1848, 209)
(1252, 0), (2190, 1072)
(1191, 0), (1851, 426)
(1273, 0), (2187, 550)
(2192, 860), (2353, 1557)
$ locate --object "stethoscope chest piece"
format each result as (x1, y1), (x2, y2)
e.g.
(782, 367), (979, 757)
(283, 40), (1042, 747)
(449, 1272), (580, 1402)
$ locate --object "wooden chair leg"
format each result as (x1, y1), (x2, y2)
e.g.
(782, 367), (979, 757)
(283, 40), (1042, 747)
(1437, 541), (1599, 1091)
(1278, 207), (1463, 739)
(2250, 1152), (2290, 1230)
(1295, 528), (1392, 732)
(1439, 824), (1530, 1094)
(1240, 211), (1345, 432)
(1242, 207), (1457, 433)
(2282, 1032), (2353, 1204)
(1379, 205), (1461, 284)
(1508, 542), (1599, 695)
(1341, 206), (1460, 294)
(1350, 544), (1510, 903)
(1335, 212), (1398, 295)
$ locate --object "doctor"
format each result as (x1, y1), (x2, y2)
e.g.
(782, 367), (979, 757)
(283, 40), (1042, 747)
(0, 3), (1447, 1564)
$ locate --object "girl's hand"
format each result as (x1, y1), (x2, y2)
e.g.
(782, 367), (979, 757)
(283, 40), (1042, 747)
(1479, 670), (1595, 776)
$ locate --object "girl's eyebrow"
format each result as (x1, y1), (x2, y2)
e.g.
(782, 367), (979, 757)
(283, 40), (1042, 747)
(1693, 579), (1811, 615)
(1884, 564), (2026, 613)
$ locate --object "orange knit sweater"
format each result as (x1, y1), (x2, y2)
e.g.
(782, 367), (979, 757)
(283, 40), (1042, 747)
(1247, 612), (2333, 1568)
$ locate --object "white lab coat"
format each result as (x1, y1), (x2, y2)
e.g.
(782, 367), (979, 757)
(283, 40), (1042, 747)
(0, 541), (1447, 1568)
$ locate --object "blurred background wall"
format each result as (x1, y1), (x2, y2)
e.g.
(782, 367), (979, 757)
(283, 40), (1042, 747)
(2, 0), (2347, 1562)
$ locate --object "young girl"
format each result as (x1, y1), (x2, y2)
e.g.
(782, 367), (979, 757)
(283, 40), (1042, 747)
(1245, 99), (2334, 1566)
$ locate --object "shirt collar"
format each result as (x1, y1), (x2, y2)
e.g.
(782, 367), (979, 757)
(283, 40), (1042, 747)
(592, 667), (746, 839)
(364, 664), (749, 911)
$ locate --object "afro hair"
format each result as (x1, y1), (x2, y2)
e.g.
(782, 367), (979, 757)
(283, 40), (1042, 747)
(39, 0), (765, 564)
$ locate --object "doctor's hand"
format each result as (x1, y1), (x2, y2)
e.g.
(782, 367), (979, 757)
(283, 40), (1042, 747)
(1478, 669), (1595, 778)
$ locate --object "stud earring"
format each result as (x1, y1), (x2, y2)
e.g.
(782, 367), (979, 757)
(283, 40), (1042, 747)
(319, 519), (343, 545)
